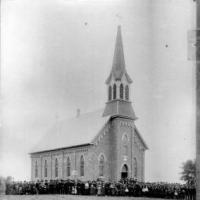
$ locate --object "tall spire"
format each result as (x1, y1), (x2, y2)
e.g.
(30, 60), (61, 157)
(103, 26), (136, 120)
(112, 25), (125, 79)
(106, 25), (132, 84)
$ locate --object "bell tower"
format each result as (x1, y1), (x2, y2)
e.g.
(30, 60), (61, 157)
(102, 26), (148, 182)
(103, 26), (137, 120)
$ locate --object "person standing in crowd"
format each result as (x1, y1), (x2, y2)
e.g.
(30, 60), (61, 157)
(4, 178), (196, 199)
(84, 181), (89, 195)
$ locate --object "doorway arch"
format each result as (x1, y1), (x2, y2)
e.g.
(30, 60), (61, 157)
(121, 164), (128, 179)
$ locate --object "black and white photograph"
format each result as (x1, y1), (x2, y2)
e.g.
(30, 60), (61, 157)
(0, 0), (198, 199)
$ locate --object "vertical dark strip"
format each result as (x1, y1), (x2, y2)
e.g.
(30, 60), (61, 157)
(197, 1), (200, 199)
(131, 126), (133, 179)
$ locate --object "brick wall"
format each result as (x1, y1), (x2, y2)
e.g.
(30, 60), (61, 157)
(109, 117), (145, 181)
(87, 121), (113, 181)
(31, 118), (146, 182)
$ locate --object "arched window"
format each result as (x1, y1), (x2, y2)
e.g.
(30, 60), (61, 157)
(113, 84), (117, 100)
(66, 157), (71, 177)
(125, 85), (129, 100)
(80, 155), (84, 176)
(120, 83), (124, 99)
(123, 135), (128, 156)
(44, 160), (47, 178)
(99, 155), (105, 177)
(55, 158), (58, 178)
(108, 85), (112, 101)
(121, 164), (128, 179)
(35, 161), (38, 178)
(134, 158), (137, 178)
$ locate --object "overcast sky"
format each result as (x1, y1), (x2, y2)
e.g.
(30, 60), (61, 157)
(0, 0), (196, 183)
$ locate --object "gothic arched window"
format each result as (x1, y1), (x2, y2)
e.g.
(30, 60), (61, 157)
(80, 155), (84, 176)
(55, 158), (58, 178)
(120, 83), (124, 99)
(35, 161), (38, 178)
(123, 135), (128, 156)
(67, 157), (71, 177)
(99, 155), (105, 177)
(108, 86), (112, 101)
(125, 85), (129, 100)
(134, 158), (137, 178)
(113, 84), (117, 100)
(121, 164), (128, 178)
(44, 160), (47, 178)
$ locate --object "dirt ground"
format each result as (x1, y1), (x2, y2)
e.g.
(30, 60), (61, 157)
(0, 195), (174, 200)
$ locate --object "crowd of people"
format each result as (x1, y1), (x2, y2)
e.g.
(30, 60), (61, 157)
(5, 178), (196, 199)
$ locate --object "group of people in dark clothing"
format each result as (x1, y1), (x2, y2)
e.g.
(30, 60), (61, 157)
(5, 178), (196, 199)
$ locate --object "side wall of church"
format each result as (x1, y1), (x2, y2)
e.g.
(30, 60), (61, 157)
(133, 129), (145, 181)
(31, 146), (90, 182)
(31, 119), (145, 182)
(31, 156), (41, 181)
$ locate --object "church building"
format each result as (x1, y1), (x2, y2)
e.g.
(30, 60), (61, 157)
(30, 26), (148, 182)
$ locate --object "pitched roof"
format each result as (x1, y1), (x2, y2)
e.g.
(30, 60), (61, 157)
(31, 109), (109, 153)
(31, 108), (148, 154)
(106, 25), (132, 84)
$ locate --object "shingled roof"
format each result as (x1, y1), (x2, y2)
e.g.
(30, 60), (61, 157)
(31, 109), (110, 154)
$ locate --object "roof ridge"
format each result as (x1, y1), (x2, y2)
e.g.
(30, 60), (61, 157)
(66, 108), (104, 121)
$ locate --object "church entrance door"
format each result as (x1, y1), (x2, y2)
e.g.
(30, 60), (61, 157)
(121, 164), (128, 179)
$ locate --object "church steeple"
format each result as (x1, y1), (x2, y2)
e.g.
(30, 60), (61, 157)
(106, 25), (132, 84)
(103, 26), (137, 120)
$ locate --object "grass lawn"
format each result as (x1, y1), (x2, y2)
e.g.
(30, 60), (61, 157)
(0, 195), (174, 200)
